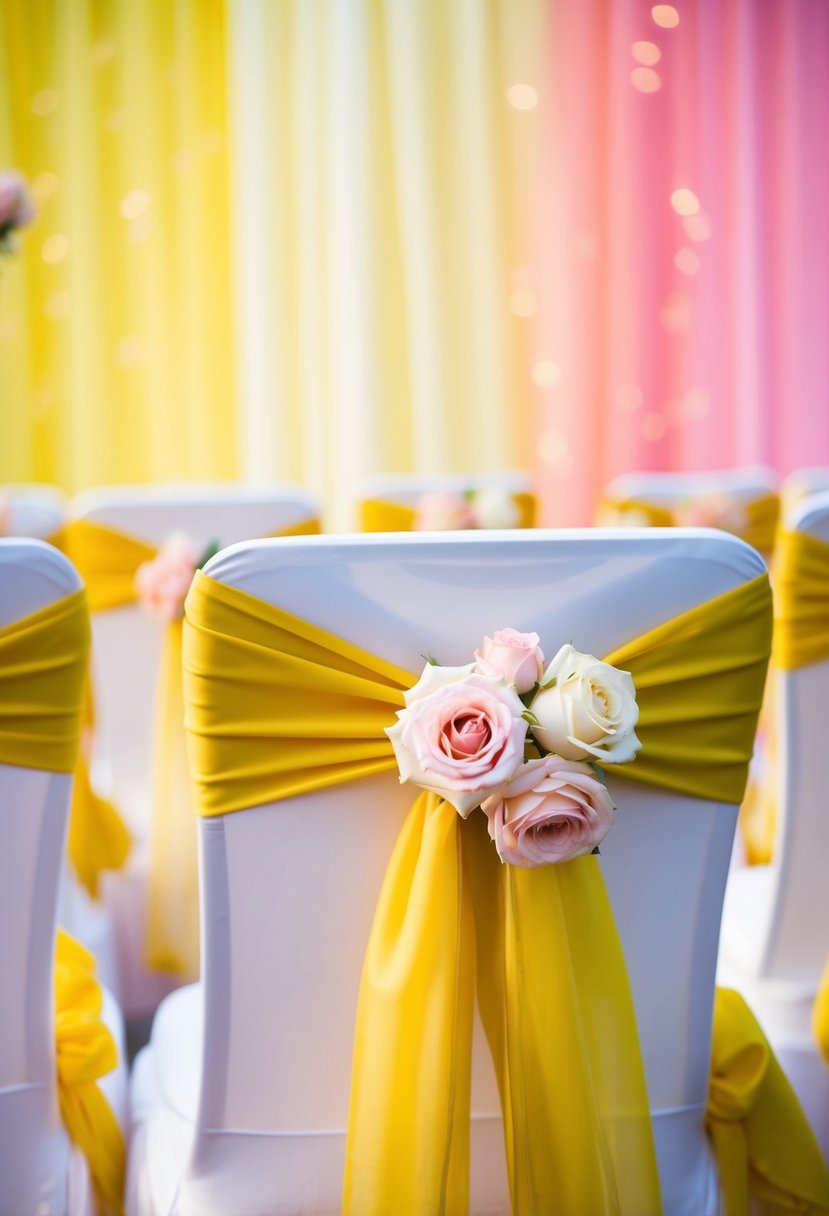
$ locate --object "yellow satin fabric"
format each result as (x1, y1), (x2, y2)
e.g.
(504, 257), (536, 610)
(814, 958), (829, 1068)
(55, 930), (125, 1216)
(598, 493), (780, 553)
(68, 514), (321, 974)
(708, 988), (829, 1216)
(771, 528), (829, 671)
(360, 491), (537, 532)
(183, 568), (780, 1214)
(0, 589), (89, 773)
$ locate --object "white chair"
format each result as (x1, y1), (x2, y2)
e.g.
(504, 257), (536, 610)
(128, 528), (768, 1216)
(68, 483), (321, 1016)
(358, 470), (536, 529)
(0, 539), (127, 1216)
(0, 482), (66, 540)
(599, 467), (779, 553)
(719, 492), (829, 1158)
(781, 467), (829, 518)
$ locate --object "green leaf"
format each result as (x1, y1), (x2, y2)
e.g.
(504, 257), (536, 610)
(196, 538), (221, 570)
(521, 709), (539, 726)
(420, 651), (439, 666)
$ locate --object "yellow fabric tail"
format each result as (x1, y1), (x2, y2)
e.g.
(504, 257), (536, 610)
(55, 929), (125, 1216)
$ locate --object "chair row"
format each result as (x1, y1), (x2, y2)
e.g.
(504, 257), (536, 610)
(3, 527), (828, 1213)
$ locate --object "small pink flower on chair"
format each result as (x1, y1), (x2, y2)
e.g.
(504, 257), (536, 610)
(0, 171), (35, 252)
(482, 755), (616, 867)
(135, 534), (204, 621)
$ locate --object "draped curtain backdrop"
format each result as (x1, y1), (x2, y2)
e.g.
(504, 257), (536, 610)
(2, 1), (829, 525)
(534, 0), (829, 525)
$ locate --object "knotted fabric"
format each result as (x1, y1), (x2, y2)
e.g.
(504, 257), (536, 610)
(66, 515), (320, 975)
(178, 567), (829, 1214)
(707, 988), (829, 1215)
(55, 929), (125, 1215)
(597, 492), (779, 554)
(0, 588), (125, 1212)
(360, 491), (537, 532)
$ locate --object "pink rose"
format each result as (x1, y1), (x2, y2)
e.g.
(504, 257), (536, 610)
(414, 491), (478, 531)
(674, 493), (747, 533)
(386, 663), (528, 816)
(474, 628), (545, 693)
(481, 755), (615, 868)
(0, 171), (35, 233)
(135, 534), (202, 621)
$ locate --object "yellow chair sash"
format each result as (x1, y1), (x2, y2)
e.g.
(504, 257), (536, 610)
(598, 493), (780, 553)
(66, 515), (320, 973)
(178, 568), (829, 1215)
(771, 528), (829, 671)
(708, 988), (829, 1216)
(0, 589), (89, 772)
(55, 929), (125, 1216)
(0, 591), (124, 1212)
(360, 491), (537, 532)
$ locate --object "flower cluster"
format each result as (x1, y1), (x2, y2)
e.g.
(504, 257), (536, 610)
(386, 628), (641, 868)
(0, 171), (35, 254)
(135, 533), (219, 621)
(414, 487), (521, 531)
(673, 492), (747, 533)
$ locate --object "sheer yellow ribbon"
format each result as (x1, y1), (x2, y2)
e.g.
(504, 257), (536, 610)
(66, 515), (320, 976)
(597, 493), (780, 554)
(360, 491), (537, 532)
(708, 988), (829, 1216)
(180, 567), (828, 1214)
(0, 589), (124, 1213)
(55, 929), (125, 1216)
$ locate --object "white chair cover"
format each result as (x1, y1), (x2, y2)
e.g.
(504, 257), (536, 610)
(69, 483), (321, 1017)
(0, 482), (67, 540)
(719, 493), (829, 1157)
(602, 465), (777, 510)
(0, 539), (127, 1216)
(128, 529), (766, 1216)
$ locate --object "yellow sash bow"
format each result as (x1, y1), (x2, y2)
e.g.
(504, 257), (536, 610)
(360, 491), (537, 532)
(597, 493), (780, 554)
(0, 589), (125, 1212)
(179, 566), (829, 1214)
(66, 515), (321, 976)
(55, 929), (125, 1216)
(708, 988), (829, 1216)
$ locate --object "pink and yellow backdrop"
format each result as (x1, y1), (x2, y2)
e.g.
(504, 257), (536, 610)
(1, 0), (828, 527)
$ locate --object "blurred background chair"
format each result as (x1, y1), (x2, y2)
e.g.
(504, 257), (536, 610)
(598, 467), (779, 556)
(64, 482), (321, 1018)
(129, 529), (770, 1215)
(719, 491), (829, 1158)
(0, 482), (67, 541)
(358, 470), (537, 531)
(0, 538), (127, 1215)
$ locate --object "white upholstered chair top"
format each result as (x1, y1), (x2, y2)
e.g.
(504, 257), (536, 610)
(128, 529), (766, 1216)
(0, 539), (127, 1216)
(719, 492), (829, 1157)
(359, 469), (534, 506)
(602, 466), (777, 510)
(0, 482), (67, 540)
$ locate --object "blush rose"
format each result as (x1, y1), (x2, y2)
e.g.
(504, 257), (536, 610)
(135, 534), (202, 622)
(481, 755), (616, 867)
(386, 663), (528, 816)
(474, 628), (545, 693)
(414, 491), (478, 531)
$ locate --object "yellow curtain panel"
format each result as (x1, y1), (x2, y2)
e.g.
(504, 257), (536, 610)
(0, 0), (238, 491)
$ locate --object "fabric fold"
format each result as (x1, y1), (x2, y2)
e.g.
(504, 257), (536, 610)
(181, 566), (815, 1213)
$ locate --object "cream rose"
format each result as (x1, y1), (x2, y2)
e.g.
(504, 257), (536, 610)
(474, 628), (544, 693)
(135, 534), (202, 621)
(481, 755), (616, 867)
(529, 643), (640, 763)
(472, 487), (520, 529)
(386, 663), (528, 816)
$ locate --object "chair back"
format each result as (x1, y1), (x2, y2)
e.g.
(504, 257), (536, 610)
(182, 529), (765, 1216)
(0, 483), (66, 539)
(747, 493), (829, 983)
(0, 539), (81, 1212)
(69, 482), (319, 842)
(603, 466), (776, 507)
